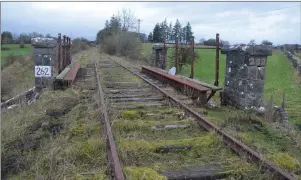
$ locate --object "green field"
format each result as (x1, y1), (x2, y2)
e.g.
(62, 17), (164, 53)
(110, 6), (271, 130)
(1, 44), (33, 63)
(142, 43), (301, 126)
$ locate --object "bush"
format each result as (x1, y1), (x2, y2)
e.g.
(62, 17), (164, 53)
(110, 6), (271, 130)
(101, 32), (141, 59)
(1, 47), (10, 51)
(71, 38), (89, 55)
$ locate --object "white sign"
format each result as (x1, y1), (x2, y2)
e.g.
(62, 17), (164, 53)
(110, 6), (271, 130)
(35, 66), (51, 77)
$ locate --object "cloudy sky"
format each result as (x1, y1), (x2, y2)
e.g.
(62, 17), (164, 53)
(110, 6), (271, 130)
(1, 2), (301, 45)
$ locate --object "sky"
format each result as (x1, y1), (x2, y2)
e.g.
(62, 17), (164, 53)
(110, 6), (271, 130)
(1, 2), (301, 45)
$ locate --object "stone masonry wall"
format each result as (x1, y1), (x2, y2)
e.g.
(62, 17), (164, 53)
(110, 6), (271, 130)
(32, 37), (58, 89)
(152, 43), (167, 69)
(283, 50), (301, 75)
(221, 45), (272, 109)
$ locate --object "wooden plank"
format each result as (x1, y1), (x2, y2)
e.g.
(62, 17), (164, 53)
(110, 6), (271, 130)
(144, 66), (222, 91)
(142, 66), (210, 92)
(160, 164), (228, 180)
(56, 66), (71, 79)
(64, 62), (80, 81)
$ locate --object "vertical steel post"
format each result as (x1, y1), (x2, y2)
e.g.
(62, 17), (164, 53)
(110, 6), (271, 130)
(175, 37), (179, 74)
(67, 37), (70, 65)
(63, 35), (66, 69)
(163, 38), (166, 70)
(69, 37), (72, 64)
(58, 33), (62, 73)
(282, 92), (286, 109)
(190, 37), (195, 79)
(214, 33), (220, 87)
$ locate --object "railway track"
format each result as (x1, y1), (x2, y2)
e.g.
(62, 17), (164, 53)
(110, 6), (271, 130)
(92, 55), (297, 180)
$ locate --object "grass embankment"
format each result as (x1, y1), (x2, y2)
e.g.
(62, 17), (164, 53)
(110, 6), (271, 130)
(1, 55), (34, 101)
(1, 44), (33, 64)
(1, 52), (108, 179)
(141, 44), (301, 177)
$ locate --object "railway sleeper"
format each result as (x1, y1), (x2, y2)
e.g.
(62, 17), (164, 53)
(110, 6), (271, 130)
(160, 164), (229, 180)
(106, 93), (155, 99)
(110, 103), (165, 110)
(155, 145), (192, 153)
(110, 97), (164, 103)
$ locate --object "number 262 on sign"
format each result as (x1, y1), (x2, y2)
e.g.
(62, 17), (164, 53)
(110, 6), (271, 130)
(35, 66), (52, 77)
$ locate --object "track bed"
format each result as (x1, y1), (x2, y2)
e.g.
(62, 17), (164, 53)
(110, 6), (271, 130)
(96, 55), (277, 180)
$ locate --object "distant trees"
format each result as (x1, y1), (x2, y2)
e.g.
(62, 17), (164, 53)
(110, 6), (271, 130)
(1, 31), (13, 44)
(95, 8), (143, 59)
(248, 39), (256, 45)
(198, 38), (205, 45)
(203, 38), (216, 46)
(148, 32), (153, 42)
(151, 18), (194, 43)
(1, 31), (50, 44)
(19, 36), (24, 48)
(261, 40), (273, 46)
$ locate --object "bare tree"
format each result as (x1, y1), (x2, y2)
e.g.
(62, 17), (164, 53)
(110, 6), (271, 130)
(117, 8), (137, 32)
(198, 38), (206, 45)
(248, 39), (256, 45)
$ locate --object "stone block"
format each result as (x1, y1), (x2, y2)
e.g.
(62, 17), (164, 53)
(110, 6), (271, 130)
(247, 80), (264, 93)
(237, 79), (247, 92)
(247, 66), (258, 80)
(34, 47), (57, 55)
(237, 64), (248, 79)
(257, 67), (265, 80)
(31, 37), (57, 48)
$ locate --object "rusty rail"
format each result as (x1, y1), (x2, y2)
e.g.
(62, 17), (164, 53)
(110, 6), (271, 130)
(108, 57), (297, 180)
(94, 62), (125, 180)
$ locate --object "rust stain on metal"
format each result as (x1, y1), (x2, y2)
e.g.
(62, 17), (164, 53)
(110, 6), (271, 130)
(190, 38), (195, 79)
(214, 33), (220, 87)
(64, 62), (80, 83)
(63, 35), (67, 70)
(58, 33), (62, 73)
(94, 62), (125, 180)
(142, 66), (210, 92)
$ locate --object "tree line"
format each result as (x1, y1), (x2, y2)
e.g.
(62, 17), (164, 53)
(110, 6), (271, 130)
(95, 9), (144, 59)
(148, 19), (194, 44)
(95, 9), (146, 45)
(1, 31), (53, 44)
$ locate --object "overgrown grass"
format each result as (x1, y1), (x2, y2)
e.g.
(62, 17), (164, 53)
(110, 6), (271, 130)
(2, 52), (108, 179)
(1, 44), (33, 64)
(1, 55), (34, 101)
(110, 106), (275, 179)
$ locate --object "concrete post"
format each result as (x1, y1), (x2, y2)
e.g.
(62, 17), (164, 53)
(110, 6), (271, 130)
(221, 45), (272, 109)
(31, 37), (58, 90)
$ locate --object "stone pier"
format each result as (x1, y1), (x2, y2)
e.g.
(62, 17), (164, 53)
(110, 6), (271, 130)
(32, 37), (58, 90)
(220, 45), (272, 109)
(152, 43), (167, 69)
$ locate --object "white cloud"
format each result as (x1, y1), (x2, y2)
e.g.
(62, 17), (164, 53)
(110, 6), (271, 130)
(1, 2), (300, 44)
